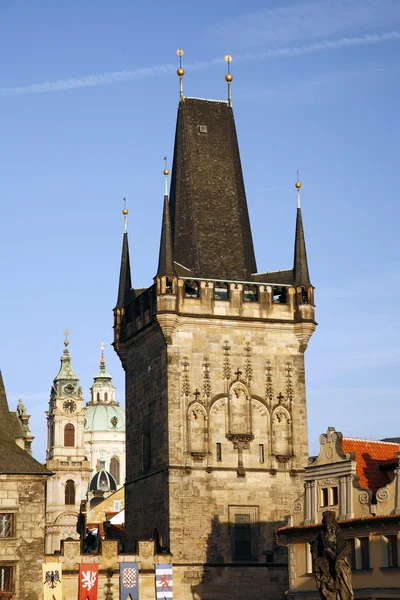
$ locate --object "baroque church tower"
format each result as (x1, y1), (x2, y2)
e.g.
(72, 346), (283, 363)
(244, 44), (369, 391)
(113, 66), (316, 598)
(45, 334), (92, 554)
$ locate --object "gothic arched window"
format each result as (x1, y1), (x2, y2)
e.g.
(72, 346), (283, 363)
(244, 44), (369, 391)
(65, 480), (75, 505)
(64, 424), (75, 447)
(110, 456), (120, 485)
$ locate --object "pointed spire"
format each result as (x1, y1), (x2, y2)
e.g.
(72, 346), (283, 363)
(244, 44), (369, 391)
(225, 55), (233, 106)
(90, 343), (116, 405)
(176, 49), (185, 100)
(293, 178), (311, 287)
(54, 331), (80, 384)
(156, 162), (176, 278)
(116, 199), (132, 308)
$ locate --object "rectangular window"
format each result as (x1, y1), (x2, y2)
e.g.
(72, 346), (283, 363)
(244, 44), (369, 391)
(321, 488), (329, 507)
(0, 516), (13, 539)
(234, 514), (252, 560)
(113, 501), (121, 512)
(359, 537), (370, 570)
(142, 433), (151, 472)
(0, 566), (12, 592)
(331, 486), (339, 506)
(216, 443), (222, 462)
(259, 444), (265, 464)
(387, 535), (399, 568)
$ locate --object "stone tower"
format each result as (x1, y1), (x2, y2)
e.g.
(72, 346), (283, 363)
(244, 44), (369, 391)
(113, 95), (316, 598)
(45, 334), (92, 554)
(84, 345), (126, 486)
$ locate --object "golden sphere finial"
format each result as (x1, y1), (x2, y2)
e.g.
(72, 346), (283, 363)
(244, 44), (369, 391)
(295, 181), (301, 189)
(163, 168), (170, 176)
(225, 73), (233, 83)
(177, 67), (185, 77)
(122, 208), (128, 215)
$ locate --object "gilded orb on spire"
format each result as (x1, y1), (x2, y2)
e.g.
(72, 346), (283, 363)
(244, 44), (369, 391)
(295, 181), (301, 189)
(224, 55), (233, 105)
(176, 49), (185, 98)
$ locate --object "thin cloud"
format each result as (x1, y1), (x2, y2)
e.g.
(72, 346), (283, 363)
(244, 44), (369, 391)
(0, 31), (399, 97)
(208, 0), (400, 47)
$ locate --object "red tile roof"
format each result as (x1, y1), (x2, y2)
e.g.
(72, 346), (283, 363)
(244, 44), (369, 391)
(342, 438), (399, 492)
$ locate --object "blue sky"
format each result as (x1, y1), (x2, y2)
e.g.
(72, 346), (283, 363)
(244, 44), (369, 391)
(0, 0), (399, 461)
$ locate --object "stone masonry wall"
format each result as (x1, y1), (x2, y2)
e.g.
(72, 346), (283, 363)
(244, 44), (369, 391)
(0, 474), (47, 600)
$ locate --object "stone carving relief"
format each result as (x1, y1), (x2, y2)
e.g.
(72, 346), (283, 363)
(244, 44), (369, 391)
(181, 358), (190, 398)
(285, 362), (294, 403)
(376, 488), (389, 503)
(228, 381), (250, 435)
(244, 342), (253, 383)
(265, 360), (274, 404)
(188, 403), (207, 455)
(222, 341), (231, 380)
(202, 358), (212, 400)
(272, 406), (292, 459)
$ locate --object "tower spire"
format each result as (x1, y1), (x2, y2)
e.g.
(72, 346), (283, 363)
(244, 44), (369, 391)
(293, 177), (311, 287)
(176, 49), (185, 100)
(116, 198), (132, 308)
(156, 162), (176, 278)
(225, 55), (233, 106)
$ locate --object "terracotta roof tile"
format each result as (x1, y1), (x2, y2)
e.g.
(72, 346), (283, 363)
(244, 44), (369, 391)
(342, 438), (399, 492)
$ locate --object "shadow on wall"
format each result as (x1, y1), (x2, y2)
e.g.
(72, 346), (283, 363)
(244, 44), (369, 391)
(189, 516), (289, 600)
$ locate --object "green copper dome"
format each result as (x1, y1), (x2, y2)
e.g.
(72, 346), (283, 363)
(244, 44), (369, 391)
(84, 403), (125, 432)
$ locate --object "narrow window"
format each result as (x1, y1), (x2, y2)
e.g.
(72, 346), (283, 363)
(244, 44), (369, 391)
(104, 392), (108, 402)
(331, 486), (339, 506)
(234, 514), (252, 560)
(166, 277), (173, 293)
(305, 542), (313, 574)
(388, 535), (399, 568)
(110, 456), (120, 485)
(359, 537), (370, 569)
(64, 423), (75, 447)
(259, 444), (265, 464)
(244, 285), (258, 302)
(273, 286), (287, 304)
(214, 282), (229, 301)
(0, 515), (13, 538)
(65, 480), (75, 505)
(301, 287), (309, 303)
(321, 488), (329, 507)
(216, 443), (222, 462)
(113, 500), (121, 512)
(0, 566), (13, 593)
(143, 434), (151, 472)
(184, 280), (199, 298)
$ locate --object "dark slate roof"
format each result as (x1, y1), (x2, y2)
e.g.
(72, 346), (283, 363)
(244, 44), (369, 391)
(169, 97), (257, 281)
(0, 372), (51, 475)
(253, 269), (294, 285)
(116, 232), (132, 308)
(156, 195), (176, 277)
(293, 208), (311, 287)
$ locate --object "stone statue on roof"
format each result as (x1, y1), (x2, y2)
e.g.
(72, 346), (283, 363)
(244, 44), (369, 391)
(312, 511), (354, 600)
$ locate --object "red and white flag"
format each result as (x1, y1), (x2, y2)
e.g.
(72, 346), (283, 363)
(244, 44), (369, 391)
(79, 564), (99, 600)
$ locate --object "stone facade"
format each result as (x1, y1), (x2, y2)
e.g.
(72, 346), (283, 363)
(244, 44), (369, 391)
(115, 274), (315, 598)
(277, 427), (400, 598)
(0, 474), (48, 599)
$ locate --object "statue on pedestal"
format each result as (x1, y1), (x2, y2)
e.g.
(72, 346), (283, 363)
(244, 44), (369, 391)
(312, 511), (354, 600)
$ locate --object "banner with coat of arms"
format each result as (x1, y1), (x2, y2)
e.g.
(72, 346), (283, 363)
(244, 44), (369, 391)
(79, 563), (99, 600)
(119, 562), (139, 600)
(155, 563), (173, 599)
(42, 562), (62, 600)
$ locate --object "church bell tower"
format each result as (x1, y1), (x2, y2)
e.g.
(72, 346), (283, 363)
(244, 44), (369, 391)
(113, 60), (316, 599)
(45, 332), (92, 554)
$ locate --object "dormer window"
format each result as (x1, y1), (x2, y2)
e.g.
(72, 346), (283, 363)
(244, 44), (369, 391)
(320, 485), (339, 507)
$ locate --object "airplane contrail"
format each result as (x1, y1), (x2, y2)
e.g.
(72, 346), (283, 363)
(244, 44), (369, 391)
(0, 31), (398, 97)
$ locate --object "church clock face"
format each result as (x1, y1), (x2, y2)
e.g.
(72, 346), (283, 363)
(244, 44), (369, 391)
(63, 399), (76, 414)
